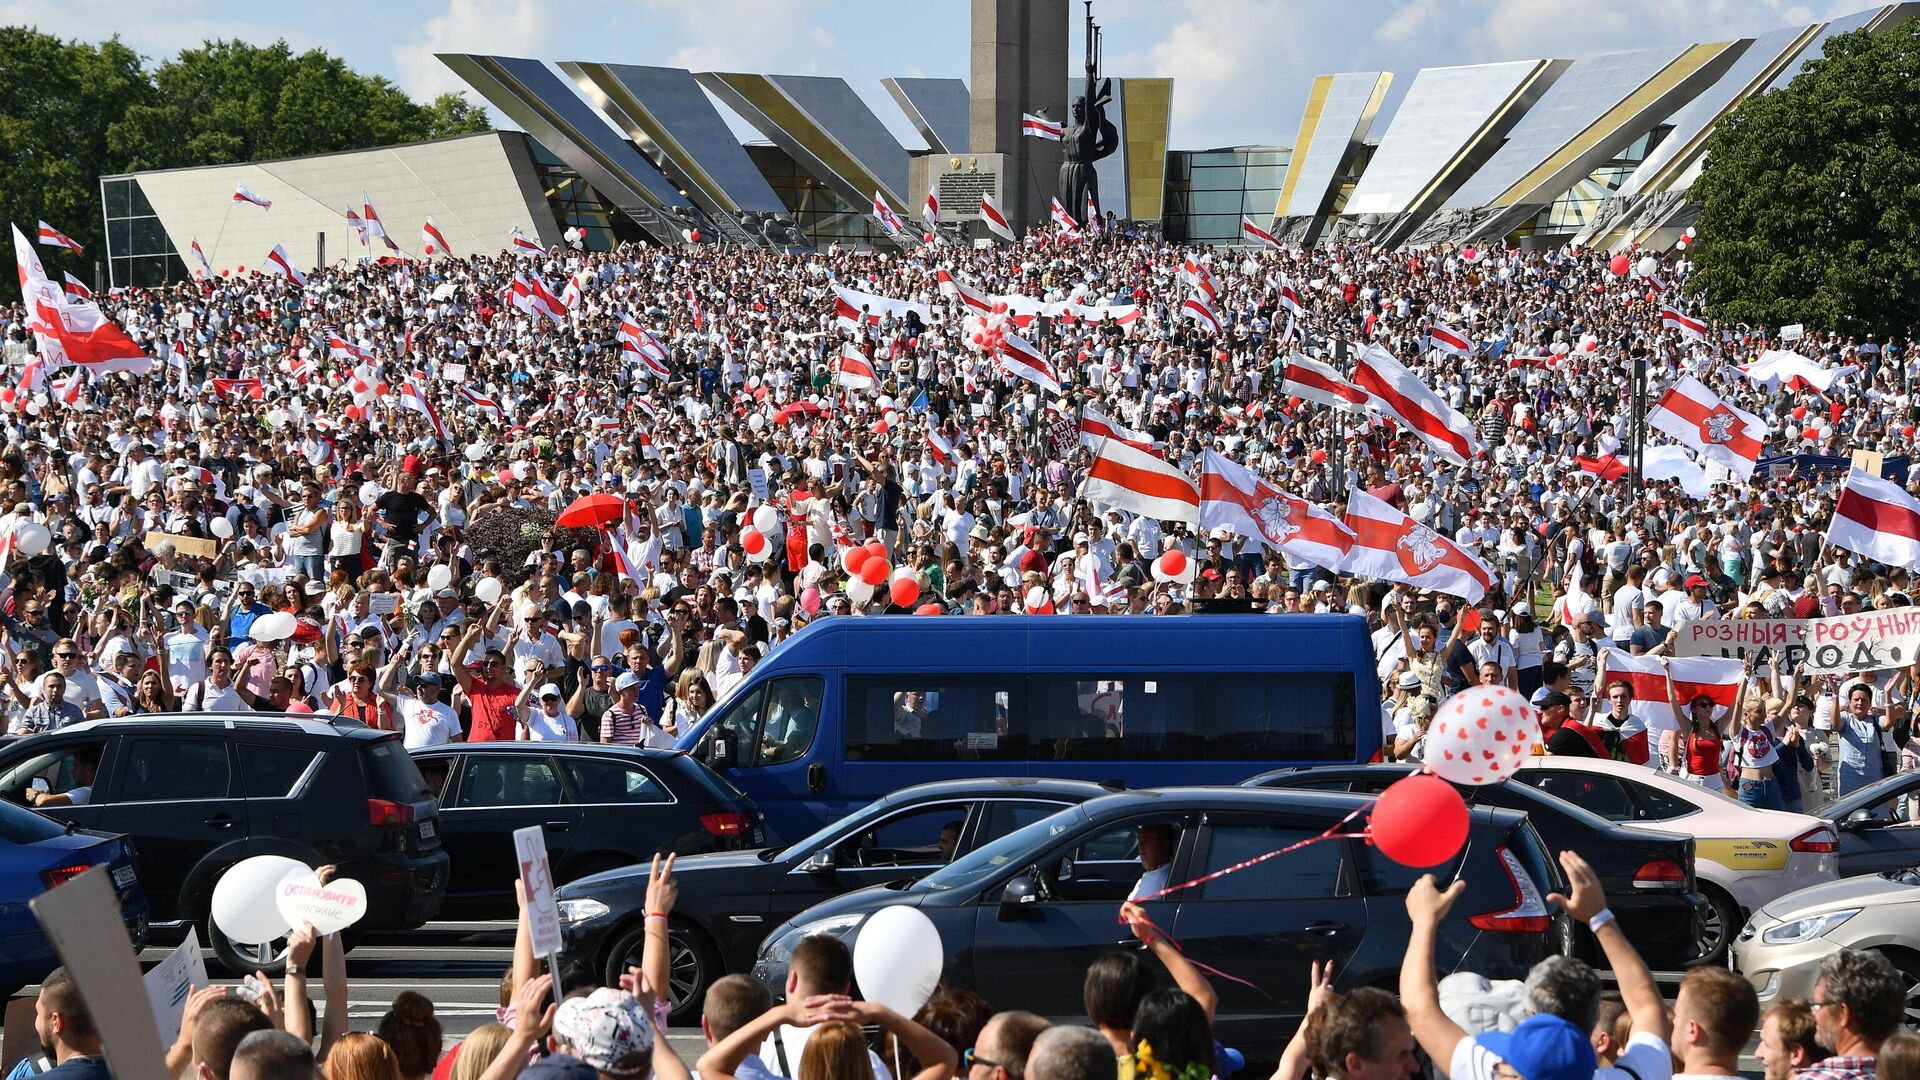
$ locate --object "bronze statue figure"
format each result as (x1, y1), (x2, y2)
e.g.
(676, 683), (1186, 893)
(1058, 85), (1119, 221)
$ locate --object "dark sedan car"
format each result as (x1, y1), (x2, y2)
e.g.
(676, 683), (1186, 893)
(1819, 770), (1920, 877)
(1245, 765), (1710, 964)
(752, 786), (1568, 1060)
(557, 776), (1118, 1022)
(0, 800), (149, 998)
(412, 744), (763, 920)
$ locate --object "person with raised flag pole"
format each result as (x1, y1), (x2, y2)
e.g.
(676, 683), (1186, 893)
(979, 193), (1015, 242)
(36, 221), (82, 255)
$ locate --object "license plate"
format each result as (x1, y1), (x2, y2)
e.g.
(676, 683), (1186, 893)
(113, 865), (137, 889)
(418, 820), (437, 840)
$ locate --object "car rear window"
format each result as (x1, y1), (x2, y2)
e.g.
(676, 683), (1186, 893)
(362, 739), (431, 802)
(0, 799), (67, 844)
(239, 744), (318, 798)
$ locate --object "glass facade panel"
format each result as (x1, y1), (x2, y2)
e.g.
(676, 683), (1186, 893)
(1162, 146), (1290, 247)
(100, 177), (187, 289)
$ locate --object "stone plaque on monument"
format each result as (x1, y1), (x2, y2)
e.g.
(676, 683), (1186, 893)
(918, 154), (1004, 222)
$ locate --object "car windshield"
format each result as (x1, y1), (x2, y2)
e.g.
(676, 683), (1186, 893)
(774, 795), (901, 861)
(1828, 772), (1920, 825)
(912, 805), (1090, 893)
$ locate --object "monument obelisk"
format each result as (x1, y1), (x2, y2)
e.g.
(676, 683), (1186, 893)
(970, 0), (1067, 234)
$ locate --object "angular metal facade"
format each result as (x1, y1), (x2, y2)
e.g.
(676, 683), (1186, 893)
(883, 77), (972, 155)
(1270, 72), (1391, 246)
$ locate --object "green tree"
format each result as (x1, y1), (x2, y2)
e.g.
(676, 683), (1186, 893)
(1687, 21), (1920, 338)
(0, 28), (149, 271)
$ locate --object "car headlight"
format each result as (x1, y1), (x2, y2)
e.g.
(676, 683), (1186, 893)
(557, 898), (610, 925)
(1760, 908), (1861, 945)
(758, 913), (867, 964)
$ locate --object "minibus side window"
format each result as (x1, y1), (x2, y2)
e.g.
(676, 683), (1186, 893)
(845, 677), (1017, 761)
(760, 677), (824, 765)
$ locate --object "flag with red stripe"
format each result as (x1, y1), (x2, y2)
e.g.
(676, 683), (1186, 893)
(1079, 402), (1158, 457)
(1661, 306), (1708, 341)
(1180, 293), (1220, 335)
(936, 269), (992, 313)
(508, 228), (544, 255)
(61, 272), (92, 302)
(994, 331), (1060, 394)
(1350, 343), (1482, 465)
(211, 378), (266, 401)
(1827, 469), (1920, 569)
(1081, 435), (1200, 525)
(1647, 375), (1767, 482)
(329, 336), (374, 364)
(925, 421), (955, 466)
(980, 193), (1015, 241)
(1021, 113), (1062, 140)
(832, 285), (931, 331)
(189, 239), (211, 277)
(265, 244), (306, 287)
(1201, 450), (1354, 568)
(1599, 648), (1742, 753)
(922, 188), (939, 226)
(457, 386), (502, 417)
(1277, 284), (1304, 316)
(872, 192), (906, 237)
(1427, 321), (1473, 356)
(1343, 489), (1491, 603)
(234, 184), (272, 209)
(36, 221), (82, 255)
(1241, 217), (1281, 248)
(399, 380), (449, 440)
(528, 278), (567, 325)
(30, 297), (153, 374)
(1049, 197), (1079, 233)
(421, 217), (451, 257)
(837, 342), (877, 390)
(1283, 352), (1368, 412)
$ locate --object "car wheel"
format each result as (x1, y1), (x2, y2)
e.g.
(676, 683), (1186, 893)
(604, 918), (717, 1027)
(1689, 884), (1741, 966)
(1875, 948), (1920, 1027)
(208, 920), (291, 977)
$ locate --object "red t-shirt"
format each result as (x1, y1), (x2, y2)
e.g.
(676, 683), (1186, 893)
(467, 681), (521, 742)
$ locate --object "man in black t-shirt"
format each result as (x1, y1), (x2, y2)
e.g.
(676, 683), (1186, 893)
(374, 468), (432, 569)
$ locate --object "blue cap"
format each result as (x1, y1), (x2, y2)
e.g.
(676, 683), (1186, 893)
(1475, 1015), (1595, 1080)
(615, 672), (642, 693)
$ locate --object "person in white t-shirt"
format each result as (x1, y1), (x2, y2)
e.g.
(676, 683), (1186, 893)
(388, 671), (460, 749)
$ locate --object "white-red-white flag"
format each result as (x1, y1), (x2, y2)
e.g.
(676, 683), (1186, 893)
(48, 370), (86, 407)
(36, 221), (82, 255)
(1049, 197), (1079, 233)
(980, 193), (1015, 241)
(560, 275), (583, 311)
(1647, 375), (1768, 482)
(328, 336), (374, 364)
(994, 331), (1061, 394)
(189, 238), (212, 277)
(1201, 450), (1355, 568)
(1662, 306), (1708, 341)
(1343, 489), (1492, 603)
(1241, 217), (1280, 248)
(832, 284), (930, 331)
(1599, 648), (1742, 762)
(872, 192), (906, 237)
(362, 193), (399, 252)
(527, 278), (567, 326)
(29, 295), (153, 375)
(1182, 255), (1219, 301)
(1826, 469), (1920, 569)
(1079, 402), (1158, 457)
(837, 341), (877, 390)
(922, 188), (939, 226)
(935, 269), (992, 314)
(1283, 352), (1370, 413)
(925, 421), (955, 467)
(399, 381), (449, 440)
(457, 386), (502, 417)
(1081, 433), (1200, 524)
(345, 209), (369, 248)
(1180, 293), (1220, 335)
(1350, 343), (1482, 465)
(234, 184), (272, 209)
(264, 244), (306, 287)
(509, 228), (544, 256)
(1427, 321), (1473, 356)
(619, 318), (671, 378)
(1277, 284), (1304, 317)
(1021, 113), (1062, 140)
(421, 217), (451, 257)
(60, 272), (92, 302)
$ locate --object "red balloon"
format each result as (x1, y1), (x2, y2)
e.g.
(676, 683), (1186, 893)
(842, 546), (870, 575)
(859, 558), (890, 586)
(914, 602), (944, 616)
(1903, 425), (1915, 439)
(992, 301), (1008, 314)
(741, 529), (768, 556)
(1310, 448), (1328, 464)
(1159, 550), (1187, 577)
(1370, 773), (1469, 868)
(689, 230), (700, 243)
(1792, 406), (1807, 420)
(865, 539), (888, 559)
(889, 576), (920, 607)
(972, 333), (986, 345)
(1608, 254), (1631, 276)
(1287, 396), (1304, 410)
(1802, 426), (1821, 442)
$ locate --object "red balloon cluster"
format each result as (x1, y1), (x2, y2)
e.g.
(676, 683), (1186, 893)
(741, 529), (769, 557)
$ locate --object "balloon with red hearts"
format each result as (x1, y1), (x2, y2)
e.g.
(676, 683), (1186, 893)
(1369, 772), (1469, 868)
(1426, 685), (1536, 786)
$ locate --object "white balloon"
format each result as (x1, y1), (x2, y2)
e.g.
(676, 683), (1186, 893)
(512, 462), (530, 481)
(209, 517), (235, 539)
(846, 577), (876, 606)
(465, 442), (490, 462)
(211, 855), (306, 944)
(359, 482), (381, 507)
(1684, 226), (1697, 238)
(250, 611), (297, 643)
(751, 505), (779, 534)
(13, 523), (51, 557)
(852, 906), (944, 1016)
(892, 566), (917, 584)
(474, 577), (503, 604)
(427, 564), (454, 591)
(1637, 256), (1658, 279)
(747, 413), (766, 432)
(1026, 586), (1048, 610)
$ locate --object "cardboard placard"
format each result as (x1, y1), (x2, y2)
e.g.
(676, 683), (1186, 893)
(747, 467), (769, 504)
(31, 867), (169, 1080)
(144, 927), (210, 1047)
(514, 826), (563, 958)
(1851, 449), (1885, 477)
(368, 592), (401, 615)
(1780, 324), (1805, 341)
(443, 363), (467, 383)
(146, 530), (218, 561)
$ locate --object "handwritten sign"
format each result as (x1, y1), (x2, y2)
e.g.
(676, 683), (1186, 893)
(747, 467), (769, 504)
(1677, 607), (1920, 674)
(368, 592), (401, 616)
(514, 826), (563, 957)
(145, 530), (218, 561)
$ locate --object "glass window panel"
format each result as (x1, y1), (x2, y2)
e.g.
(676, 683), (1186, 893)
(1188, 167), (1247, 192)
(120, 740), (232, 802)
(1197, 823), (1343, 900)
(846, 677), (1017, 762)
(1188, 190), (1244, 215)
(131, 217), (170, 257)
(103, 179), (132, 218)
(1243, 166), (1285, 190)
(456, 757), (563, 808)
(107, 218), (131, 254)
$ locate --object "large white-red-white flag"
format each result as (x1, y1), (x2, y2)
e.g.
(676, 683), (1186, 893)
(1180, 293), (1220, 335)
(837, 341), (877, 390)
(1021, 113), (1062, 140)
(1826, 469), (1920, 569)
(1081, 433), (1200, 525)
(1342, 489), (1492, 603)
(1647, 375), (1768, 482)
(872, 192), (906, 237)
(1661, 306), (1708, 341)
(1598, 648), (1743, 764)
(1079, 402), (1157, 457)
(1201, 450), (1354, 568)
(1241, 217), (1280, 248)
(980, 193), (1015, 241)
(1350, 343), (1482, 465)
(421, 217), (451, 257)
(922, 187), (939, 227)
(233, 184), (271, 209)
(509, 228), (544, 255)
(399, 380), (449, 440)
(264, 244), (306, 287)
(994, 331), (1061, 394)
(1283, 352), (1369, 412)
(36, 221), (82, 255)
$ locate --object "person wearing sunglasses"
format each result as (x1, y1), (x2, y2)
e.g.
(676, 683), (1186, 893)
(38, 639), (105, 720)
(568, 656), (616, 742)
(515, 682), (578, 742)
(450, 621), (521, 742)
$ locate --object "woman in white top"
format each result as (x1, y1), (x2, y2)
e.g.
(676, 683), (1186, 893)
(516, 682), (579, 741)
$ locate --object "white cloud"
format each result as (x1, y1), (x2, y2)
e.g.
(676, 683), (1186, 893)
(390, 0), (558, 101)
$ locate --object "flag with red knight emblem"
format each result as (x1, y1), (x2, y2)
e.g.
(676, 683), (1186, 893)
(1341, 489), (1491, 603)
(1647, 375), (1768, 482)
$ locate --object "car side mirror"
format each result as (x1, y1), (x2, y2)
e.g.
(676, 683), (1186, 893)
(800, 849), (835, 872)
(998, 873), (1042, 920)
(708, 738), (734, 770)
(1843, 808), (1877, 831)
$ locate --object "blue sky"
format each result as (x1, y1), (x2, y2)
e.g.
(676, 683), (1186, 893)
(1, 0), (1874, 150)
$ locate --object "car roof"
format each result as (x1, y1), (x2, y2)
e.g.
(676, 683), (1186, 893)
(1075, 784), (1528, 831)
(31, 712), (390, 742)
(411, 743), (692, 764)
(1515, 756), (1828, 836)
(876, 776), (1123, 806)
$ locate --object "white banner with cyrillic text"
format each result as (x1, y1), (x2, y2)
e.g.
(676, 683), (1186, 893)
(1676, 607), (1920, 674)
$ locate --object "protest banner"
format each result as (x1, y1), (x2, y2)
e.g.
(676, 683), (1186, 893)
(146, 530), (218, 561)
(1676, 607), (1920, 674)
(144, 927), (210, 1047)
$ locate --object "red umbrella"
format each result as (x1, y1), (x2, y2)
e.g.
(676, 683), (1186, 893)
(773, 401), (826, 424)
(556, 493), (628, 530)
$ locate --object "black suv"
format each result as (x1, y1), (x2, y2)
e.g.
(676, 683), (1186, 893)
(0, 713), (447, 973)
(752, 786), (1569, 1059)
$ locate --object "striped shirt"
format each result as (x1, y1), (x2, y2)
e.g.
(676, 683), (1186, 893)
(602, 704), (672, 748)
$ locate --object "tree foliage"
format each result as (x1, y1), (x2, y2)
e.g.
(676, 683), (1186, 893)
(1688, 21), (1920, 338)
(0, 30), (489, 267)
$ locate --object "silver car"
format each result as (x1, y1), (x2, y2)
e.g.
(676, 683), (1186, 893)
(1731, 867), (1920, 1023)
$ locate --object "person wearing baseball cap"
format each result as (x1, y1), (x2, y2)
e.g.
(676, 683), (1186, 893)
(517, 682), (579, 742)
(525, 986), (661, 1080)
(1675, 575), (1718, 625)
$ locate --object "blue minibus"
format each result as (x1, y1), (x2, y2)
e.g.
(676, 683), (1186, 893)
(675, 614), (1381, 841)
